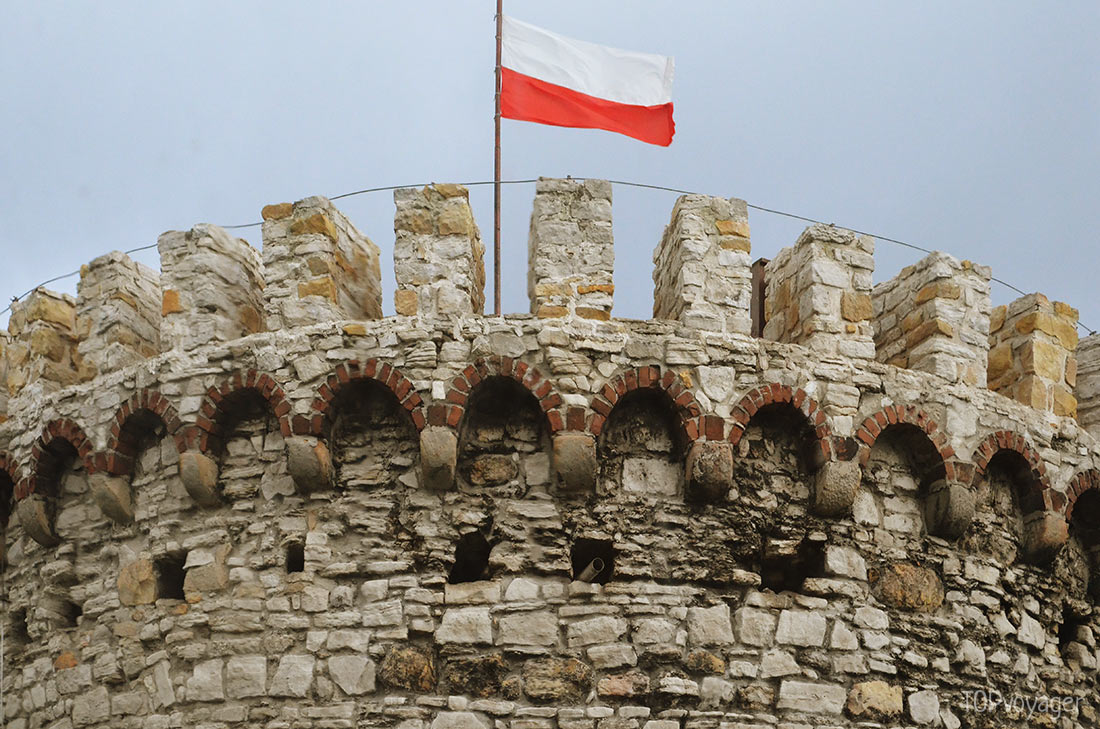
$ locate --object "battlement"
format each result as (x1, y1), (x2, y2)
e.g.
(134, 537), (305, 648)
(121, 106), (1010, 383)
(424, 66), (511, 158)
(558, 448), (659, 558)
(2, 178), (1099, 728)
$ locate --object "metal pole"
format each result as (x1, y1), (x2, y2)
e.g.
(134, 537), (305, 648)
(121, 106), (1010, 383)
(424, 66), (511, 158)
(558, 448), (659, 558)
(493, 0), (503, 316)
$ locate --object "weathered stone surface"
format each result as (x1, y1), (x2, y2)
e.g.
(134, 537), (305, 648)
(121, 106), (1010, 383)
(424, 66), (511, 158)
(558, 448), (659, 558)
(443, 654), (506, 698)
(437, 607), (493, 644)
(924, 480), (975, 538)
(328, 655), (376, 696)
(421, 426), (457, 491)
(874, 563), (944, 611)
(226, 655), (267, 698)
(88, 472), (134, 523)
(523, 658), (592, 703)
(117, 558), (156, 606)
(553, 432), (597, 492)
(777, 680), (847, 714)
(178, 451), (220, 507)
(72, 686), (111, 726)
(813, 460), (861, 516)
(686, 604), (734, 645)
(269, 655), (315, 697)
(686, 440), (732, 502)
(186, 659), (225, 702)
(285, 436), (333, 493)
(846, 681), (903, 719)
(380, 646), (436, 692)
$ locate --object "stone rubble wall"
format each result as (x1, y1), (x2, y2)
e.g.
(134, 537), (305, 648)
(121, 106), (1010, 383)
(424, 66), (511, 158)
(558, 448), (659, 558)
(4, 288), (82, 396)
(528, 178), (614, 321)
(988, 293), (1079, 417)
(762, 224), (876, 360)
(1, 178), (1099, 729)
(262, 196), (383, 329)
(652, 195), (752, 335)
(393, 184), (485, 318)
(1077, 333), (1100, 439)
(158, 224), (266, 351)
(75, 251), (162, 380)
(872, 251), (992, 386)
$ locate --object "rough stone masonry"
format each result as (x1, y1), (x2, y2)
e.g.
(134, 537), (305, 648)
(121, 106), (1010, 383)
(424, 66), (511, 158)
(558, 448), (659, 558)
(2, 178), (1100, 729)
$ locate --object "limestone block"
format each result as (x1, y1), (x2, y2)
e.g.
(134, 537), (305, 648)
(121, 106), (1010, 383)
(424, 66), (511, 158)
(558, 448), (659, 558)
(436, 607), (493, 645)
(846, 681), (903, 720)
(775, 610), (827, 647)
(872, 252), (991, 384)
(16, 495), (59, 547)
(498, 611), (559, 646)
(117, 558), (156, 606)
(653, 194), (752, 334)
(686, 604), (734, 646)
(88, 472), (133, 524)
(762, 224), (875, 358)
(269, 655), (315, 697)
(812, 460), (860, 516)
(226, 656), (267, 698)
(262, 196), (382, 328)
(685, 440), (732, 503)
(923, 480), (975, 539)
(72, 685), (111, 726)
(158, 224), (265, 351)
(528, 178), (614, 319)
(394, 184), (485, 317)
(776, 680), (847, 713)
(734, 607), (776, 647)
(420, 426), (457, 491)
(186, 659), (224, 702)
(75, 251), (161, 379)
(328, 655), (376, 696)
(285, 436), (333, 493)
(178, 451), (220, 506)
(553, 432), (597, 493)
(1021, 511), (1068, 564)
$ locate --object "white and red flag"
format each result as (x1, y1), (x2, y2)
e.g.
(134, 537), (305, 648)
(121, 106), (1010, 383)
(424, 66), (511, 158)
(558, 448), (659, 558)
(500, 16), (675, 146)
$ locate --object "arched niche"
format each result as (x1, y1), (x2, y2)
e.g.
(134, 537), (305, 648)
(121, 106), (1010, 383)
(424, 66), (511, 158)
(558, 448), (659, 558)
(598, 388), (686, 498)
(967, 450), (1038, 566)
(732, 402), (819, 511)
(329, 378), (419, 489)
(1061, 482), (1100, 601)
(860, 423), (946, 544)
(458, 376), (551, 495)
(113, 408), (184, 523)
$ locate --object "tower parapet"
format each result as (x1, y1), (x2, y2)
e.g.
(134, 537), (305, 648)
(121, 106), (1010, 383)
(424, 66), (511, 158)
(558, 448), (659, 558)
(262, 196), (382, 328)
(157, 224), (265, 350)
(762, 224), (875, 359)
(987, 293), (1079, 417)
(528, 177), (614, 320)
(75, 251), (161, 379)
(872, 251), (991, 385)
(4, 288), (81, 393)
(652, 194), (752, 334)
(393, 184), (485, 317)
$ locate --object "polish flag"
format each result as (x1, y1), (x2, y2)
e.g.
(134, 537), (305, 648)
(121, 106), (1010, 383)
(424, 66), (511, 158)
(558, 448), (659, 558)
(500, 16), (675, 146)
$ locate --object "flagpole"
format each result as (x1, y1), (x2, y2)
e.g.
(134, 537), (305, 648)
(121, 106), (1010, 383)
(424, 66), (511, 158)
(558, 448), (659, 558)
(493, 0), (503, 316)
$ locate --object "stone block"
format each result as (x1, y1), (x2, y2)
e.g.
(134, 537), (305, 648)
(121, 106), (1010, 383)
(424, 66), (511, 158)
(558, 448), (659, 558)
(178, 451), (221, 507)
(186, 659), (224, 702)
(420, 426), (457, 491)
(553, 432), (597, 493)
(812, 460), (860, 517)
(328, 655), (376, 696)
(687, 604), (734, 645)
(1021, 511), (1068, 564)
(776, 680), (847, 714)
(285, 436), (333, 493)
(226, 656), (267, 698)
(734, 607), (776, 647)
(269, 655), (315, 697)
(775, 610), (827, 647)
(923, 480), (975, 539)
(16, 495), (59, 547)
(88, 473), (133, 524)
(5, 288), (81, 395)
(117, 558), (156, 606)
(685, 440), (732, 502)
(846, 681), (903, 719)
(436, 607), (493, 644)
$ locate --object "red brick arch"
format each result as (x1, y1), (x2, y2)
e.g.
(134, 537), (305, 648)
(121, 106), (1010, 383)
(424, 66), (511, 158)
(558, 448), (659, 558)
(1065, 469), (1100, 523)
(180, 370), (292, 455)
(303, 358), (426, 437)
(588, 365), (703, 442)
(855, 404), (956, 481)
(17, 419), (97, 500)
(438, 356), (564, 433)
(971, 430), (1055, 514)
(728, 384), (833, 463)
(103, 389), (184, 476)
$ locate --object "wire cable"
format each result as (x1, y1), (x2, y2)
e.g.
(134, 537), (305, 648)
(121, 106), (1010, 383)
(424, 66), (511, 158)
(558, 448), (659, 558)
(0, 177), (1093, 334)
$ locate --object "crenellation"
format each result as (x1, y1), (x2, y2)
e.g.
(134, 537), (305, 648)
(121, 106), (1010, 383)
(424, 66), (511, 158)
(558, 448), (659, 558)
(158, 223), (265, 351)
(4, 288), (82, 395)
(762, 224), (875, 359)
(652, 194), (752, 335)
(528, 177), (614, 320)
(262, 196), (382, 329)
(1, 177), (1099, 728)
(75, 250), (161, 380)
(393, 184), (485, 318)
(872, 251), (991, 385)
(1077, 333), (1100, 438)
(987, 292), (1079, 417)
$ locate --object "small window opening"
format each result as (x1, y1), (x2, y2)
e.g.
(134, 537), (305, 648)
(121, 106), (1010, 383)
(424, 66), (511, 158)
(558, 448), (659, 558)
(571, 538), (615, 584)
(449, 531), (491, 584)
(9, 607), (30, 646)
(1059, 606), (1087, 653)
(155, 554), (187, 600)
(61, 598), (83, 627)
(286, 542), (305, 574)
(760, 536), (825, 593)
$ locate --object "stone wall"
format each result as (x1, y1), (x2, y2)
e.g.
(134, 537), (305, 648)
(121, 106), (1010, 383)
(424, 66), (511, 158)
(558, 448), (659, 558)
(262, 196), (383, 328)
(762, 224), (875, 360)
(4, 288), (82, 394)
(987, 293), (1079, 417)
(393, 184), (485, 318)
(75, 251), (161, 379)
(528, 178), (614, 320)
(872, 251), (991, 386)
(1, 178), (1099, 729)
(652, 194), (752, 334)
(1078, 333), (1100, 439)
(158, 224), (266, 351)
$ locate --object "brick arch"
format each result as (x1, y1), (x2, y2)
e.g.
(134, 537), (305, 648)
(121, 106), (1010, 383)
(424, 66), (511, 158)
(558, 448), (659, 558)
(728, 384), (833, 464)
(588, 365), (702, 442)
(180, 370), (292, 455)
(438, 356), (564, 433)
(103, 389), (184, 476)
(1066, 469), (1100, 523)
(971, 430), (1054, 514)
(303, 358), (426, 437)
(855, 404), (956, 481)
(17, 418), (97, 500)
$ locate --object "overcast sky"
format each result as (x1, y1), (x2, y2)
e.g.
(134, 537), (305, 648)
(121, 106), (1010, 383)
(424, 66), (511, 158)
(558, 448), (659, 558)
(2, 2), (1098, 334)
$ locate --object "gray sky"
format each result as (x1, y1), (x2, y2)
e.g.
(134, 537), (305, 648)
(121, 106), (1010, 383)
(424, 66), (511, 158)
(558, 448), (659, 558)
(2, 2), (1098, 332)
